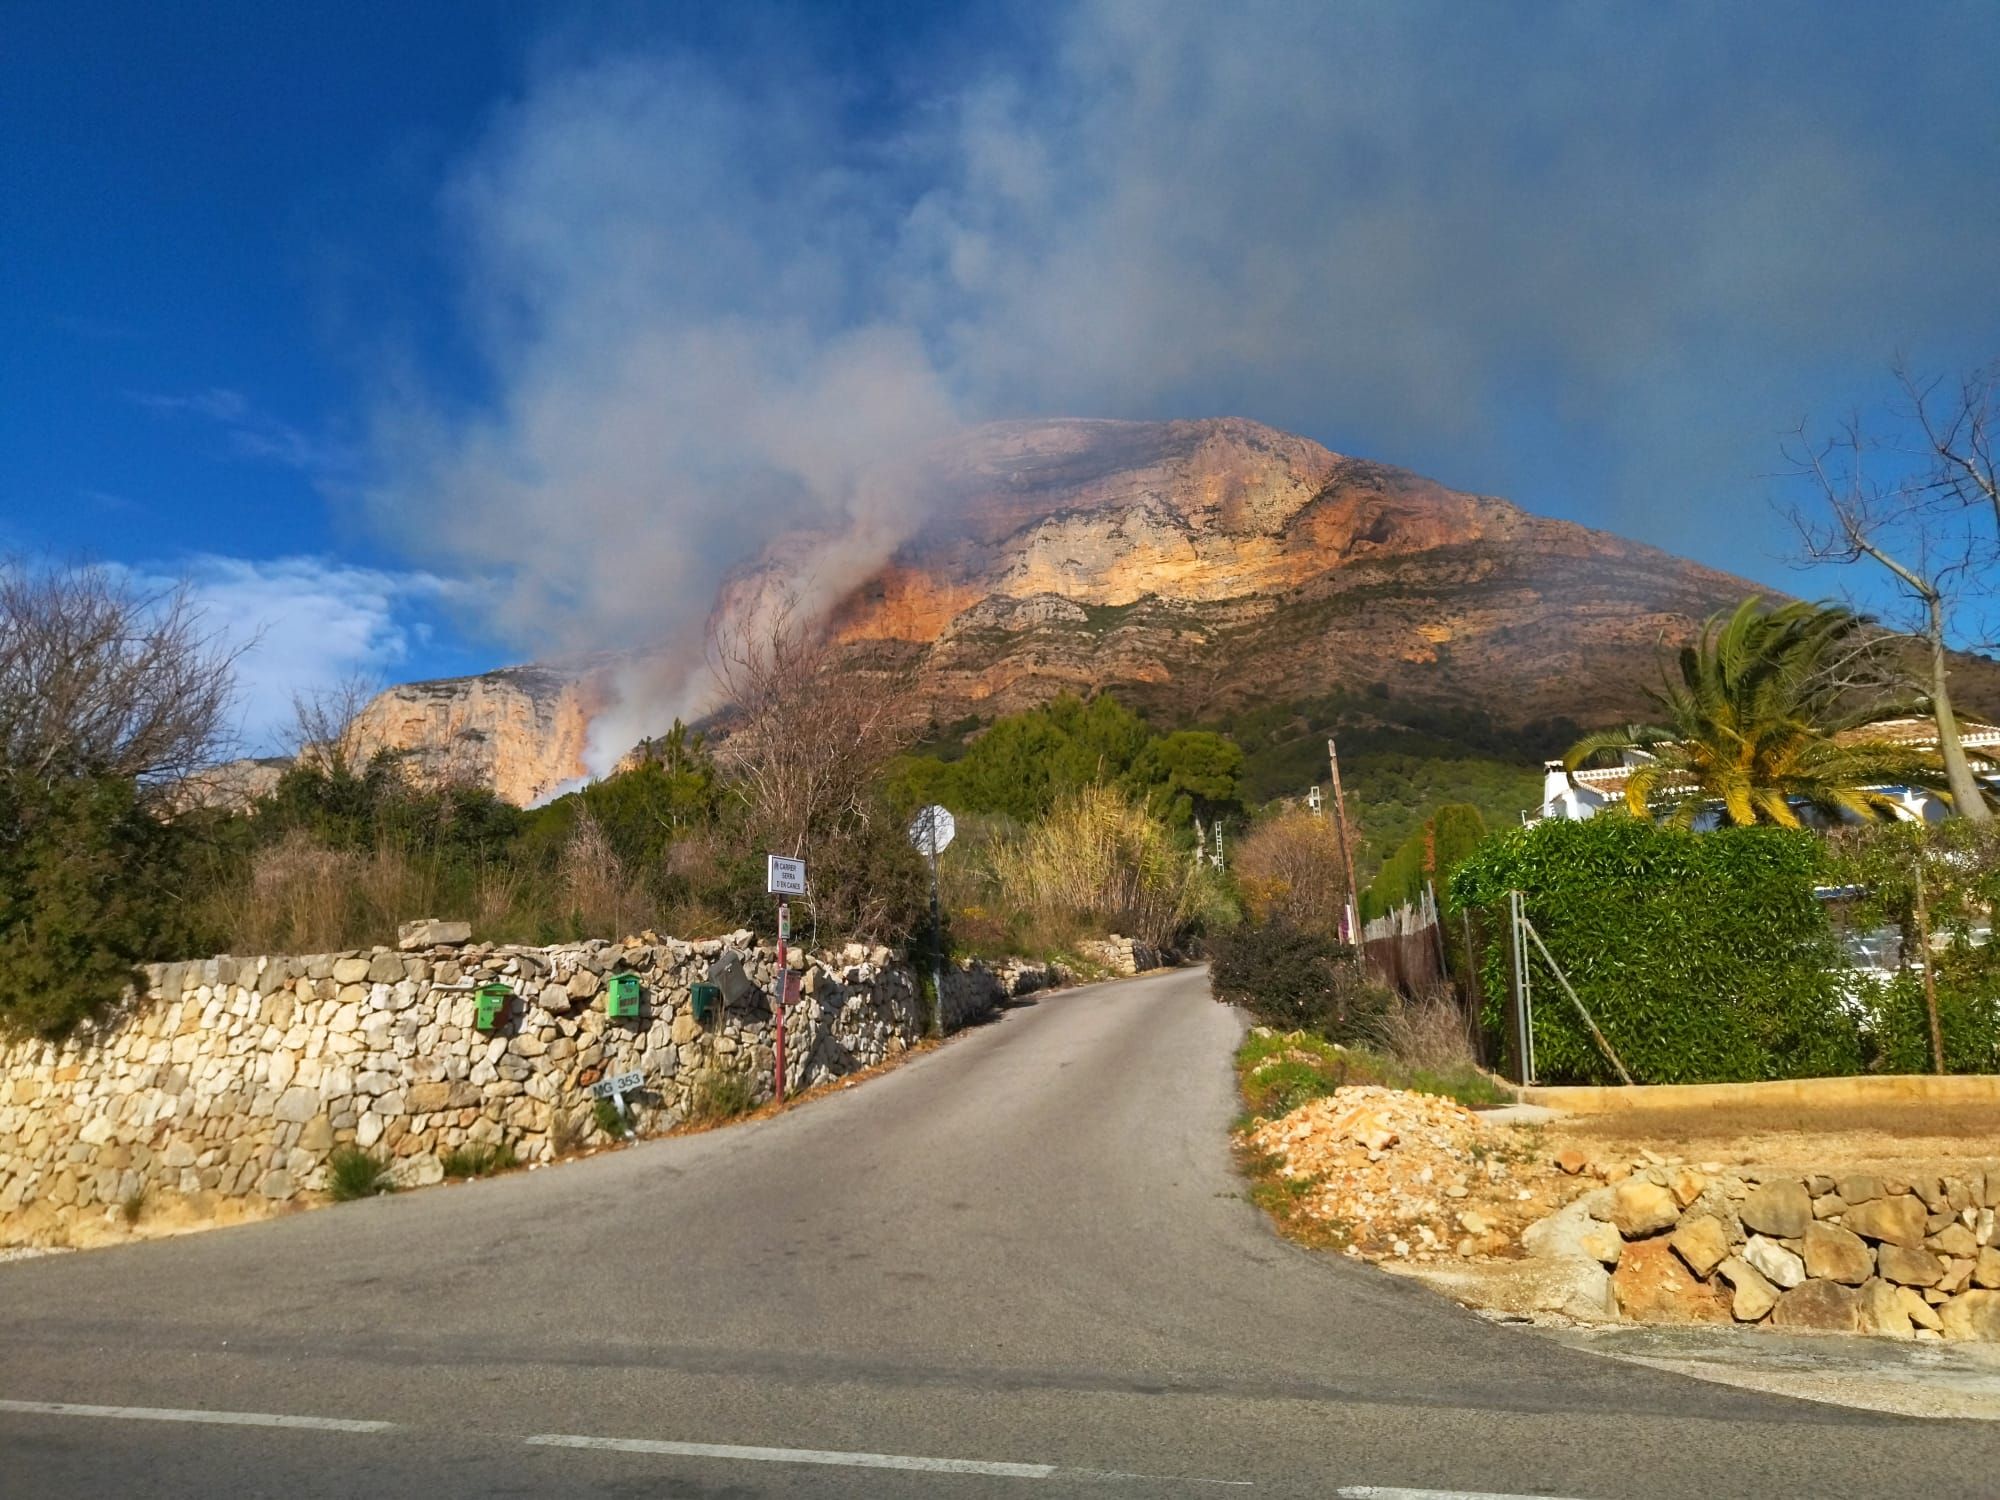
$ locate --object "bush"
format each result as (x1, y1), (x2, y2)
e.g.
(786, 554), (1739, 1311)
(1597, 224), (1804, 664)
(1208, 919), (1389, 1039)
(1234, 809), (1351, 934)
(1450, 815), (1860, 1083)
(990, 785), (1219, 948)
(0, 773), (198, 1037)
(327, 1148), (394, 1201)
(689, 1069), (755, 1123)
(440, 1142), (519, 1179)
(591, 1096), (631, 1139)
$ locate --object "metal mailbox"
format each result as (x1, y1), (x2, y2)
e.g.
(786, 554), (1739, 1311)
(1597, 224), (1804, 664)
(688, 982), (721, 1025)
(606, 971), (643, 1020)
(474, 982), (514, 1032)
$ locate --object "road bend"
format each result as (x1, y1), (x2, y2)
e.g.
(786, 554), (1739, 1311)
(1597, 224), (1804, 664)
(2, 964), (1993, 1497)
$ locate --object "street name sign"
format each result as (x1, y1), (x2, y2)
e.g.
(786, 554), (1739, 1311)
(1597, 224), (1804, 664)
(766, 854), (807, 895)
(588, 1070), (644, 1099)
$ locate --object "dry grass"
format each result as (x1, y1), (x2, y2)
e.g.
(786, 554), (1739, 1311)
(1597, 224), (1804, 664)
(1360, 988), (1479, 1074)
(990, 785), (1213, 948)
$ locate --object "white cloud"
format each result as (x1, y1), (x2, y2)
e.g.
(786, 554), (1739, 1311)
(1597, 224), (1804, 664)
(361, 1), (2000, 757)
(133, 388), (355, 477)
(129, 556), (455, 756)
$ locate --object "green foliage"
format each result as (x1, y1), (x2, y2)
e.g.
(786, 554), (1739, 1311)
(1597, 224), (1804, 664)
(1821, 821), (2000, 1073)
(327, 1148), (394, 1201)
(592, 1096), (631, 1140)
(520, 721), (720, 869)
(886, 693), (1244, 828)
(690, 1069), (755, 1123)
(1208, 920), (1390, 1039)
(1361, 802), (1487, 918)
(1450, 815), (1861, 1083)
(1565, 597), (1956, 826)
(1232, 1030), (1510, 1115)
(440, 1141), (519, 1179)
(0, 773), (199, 1037)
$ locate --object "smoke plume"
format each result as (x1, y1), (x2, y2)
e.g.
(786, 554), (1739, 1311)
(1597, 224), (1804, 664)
(365, 2), (2000, 771)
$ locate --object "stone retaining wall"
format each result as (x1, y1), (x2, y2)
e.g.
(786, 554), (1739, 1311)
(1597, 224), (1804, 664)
(0, 933), (1063, 1246)
(1530, 1159), (2000, 1340)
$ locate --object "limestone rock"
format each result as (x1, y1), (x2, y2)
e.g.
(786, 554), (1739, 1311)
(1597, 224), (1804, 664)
(398, 919), (472, 950)
(1878, 1244), (1945, 1287)
(1858, 1278), (1913, 1338)
(1606, 1179), (1680, 1239)
(1939, 1290), (2000, 1341)
(1612, 1237), (1730, 1324)
(1522, 1196), (1623, 1266)
(1769, 1278), (1860, 1332)
(1836, 1173), (1882, 1205)
(1802, 1221), (1874, 1286)
(1739, 1179), (1811, 1239)
(1716, 1256), (1781, 1321)
(1743, 1234), (1806, 1289)
(331, 957), (371, 985)
(1843, 1193), (1926, 1248)
(1898, 1285), (1943, 1332)
(1929, 1222), (1978, 1259)
(1669, 1214), (1731, 1278)
(1974, 1247), (2000, 1290)
(1666, 1167), (1706, 1209)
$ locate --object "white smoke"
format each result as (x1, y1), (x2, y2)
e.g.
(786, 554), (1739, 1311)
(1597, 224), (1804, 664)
(365, 3), (2000, 772)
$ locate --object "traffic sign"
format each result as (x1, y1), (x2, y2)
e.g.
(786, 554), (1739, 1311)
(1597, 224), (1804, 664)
(766, 854), (807, 895)
(588, 1070), (643, 1099)
(907, 804), (956, 858)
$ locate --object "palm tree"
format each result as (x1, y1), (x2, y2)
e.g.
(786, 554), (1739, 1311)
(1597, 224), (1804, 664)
(1564, 598), (1975, 828)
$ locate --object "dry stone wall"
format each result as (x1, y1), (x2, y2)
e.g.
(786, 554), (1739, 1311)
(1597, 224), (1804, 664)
(0, 932), (1062, 1246)
(1535, 1160), (2000, 1340)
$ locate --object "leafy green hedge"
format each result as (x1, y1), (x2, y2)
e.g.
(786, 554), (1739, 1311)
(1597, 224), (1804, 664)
(1449, 816), (1861, 1083)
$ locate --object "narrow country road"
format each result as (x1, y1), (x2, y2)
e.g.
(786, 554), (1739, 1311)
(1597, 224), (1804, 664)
(2, 965), (1993, 1497)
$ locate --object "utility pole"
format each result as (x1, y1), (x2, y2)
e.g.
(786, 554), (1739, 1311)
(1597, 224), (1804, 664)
(1327, 737), (1360, 944)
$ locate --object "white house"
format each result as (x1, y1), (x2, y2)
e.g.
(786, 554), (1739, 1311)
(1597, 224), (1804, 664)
(1529, 716), (2000, 826)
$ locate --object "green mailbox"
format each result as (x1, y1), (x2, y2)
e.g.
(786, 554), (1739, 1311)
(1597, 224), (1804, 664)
(607, 971), (643, 1020)
(689, 982), (721, 1025)
(474, 982), (513, 1032)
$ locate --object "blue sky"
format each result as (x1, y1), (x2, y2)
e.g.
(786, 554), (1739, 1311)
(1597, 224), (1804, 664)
(5, 2), (1999, 752)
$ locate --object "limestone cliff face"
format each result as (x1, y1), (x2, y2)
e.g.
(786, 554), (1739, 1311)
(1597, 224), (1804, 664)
(347, 664), (607, 806)
(334, 416), (2000, 805)
(823, 417), (1770, 728)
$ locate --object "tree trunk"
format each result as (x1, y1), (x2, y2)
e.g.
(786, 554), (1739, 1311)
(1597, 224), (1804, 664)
(1926, 604), (1990, 821)
(1912, 867), (1947, 1076)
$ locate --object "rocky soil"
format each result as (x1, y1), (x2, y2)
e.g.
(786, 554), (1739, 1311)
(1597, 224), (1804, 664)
(1249, 1087), (2000, 1343)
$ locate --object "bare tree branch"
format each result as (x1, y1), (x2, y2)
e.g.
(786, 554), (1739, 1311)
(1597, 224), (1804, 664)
(0, 559), (242, 793)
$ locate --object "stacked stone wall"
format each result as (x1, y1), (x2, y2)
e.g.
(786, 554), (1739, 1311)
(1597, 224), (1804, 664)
(1537, 1161), (2000, 1340)
(0, 933), (1062, 1246)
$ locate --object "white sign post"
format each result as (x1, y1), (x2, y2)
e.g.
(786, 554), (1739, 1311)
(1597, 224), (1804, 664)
(907, 806), (956, 1037)
(587, 1069), (645, 1127)
(764, 854), (807, 1103)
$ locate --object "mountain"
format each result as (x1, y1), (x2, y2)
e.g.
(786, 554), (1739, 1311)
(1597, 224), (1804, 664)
(334, 417), (2000, 805)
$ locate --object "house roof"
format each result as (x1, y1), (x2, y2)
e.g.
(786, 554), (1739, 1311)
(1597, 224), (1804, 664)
(1555, 716), (2000, 802)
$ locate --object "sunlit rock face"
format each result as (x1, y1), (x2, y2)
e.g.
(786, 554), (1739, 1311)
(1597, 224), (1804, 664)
(347, 663), (609, 807)
(338, 416), (2000, 805)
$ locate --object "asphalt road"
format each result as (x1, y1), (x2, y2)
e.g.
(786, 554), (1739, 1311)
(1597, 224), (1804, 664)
(3, 964), (1995, 1498)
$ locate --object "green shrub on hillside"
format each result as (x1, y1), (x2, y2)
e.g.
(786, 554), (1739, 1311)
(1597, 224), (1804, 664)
(0, 773), (198, 1037)
(1449, 815), (1860, 1084)
(1209, 920), (1389, 1039)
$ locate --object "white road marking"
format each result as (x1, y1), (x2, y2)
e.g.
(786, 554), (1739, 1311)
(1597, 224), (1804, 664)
(527, 1432), (1253, 1485)
(1339, 1489), (1586, 1500)
(526, 1433), (1057, 1478)
(0, 1398), (393, 1433)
